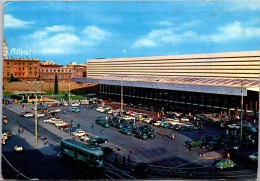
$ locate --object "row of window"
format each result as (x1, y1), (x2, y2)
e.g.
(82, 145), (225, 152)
(8, 67), (37, 71)
(41, 69), (72, 73)
(7, 72), (37, 76)
(41, 75), (71, 79)
(6, 62), (37, 66)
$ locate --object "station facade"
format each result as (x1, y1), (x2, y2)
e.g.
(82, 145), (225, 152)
(73, 51), (259, 120)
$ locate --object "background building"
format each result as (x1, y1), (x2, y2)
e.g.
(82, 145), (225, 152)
(74, 51), (259, 120)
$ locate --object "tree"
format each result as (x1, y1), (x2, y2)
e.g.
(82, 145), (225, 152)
(9, 73), (19, 83)
(54, 74), (58, 94)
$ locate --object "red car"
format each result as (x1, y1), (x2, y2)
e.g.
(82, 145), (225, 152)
(59, 124), (72, 130)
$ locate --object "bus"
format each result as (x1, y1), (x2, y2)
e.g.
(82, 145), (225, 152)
(59, 139), (104, 168)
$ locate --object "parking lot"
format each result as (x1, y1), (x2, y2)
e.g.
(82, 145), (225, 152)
(2, 99), (258, 179)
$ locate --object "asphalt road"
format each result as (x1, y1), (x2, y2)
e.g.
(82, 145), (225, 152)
(2, 102), (258, 180)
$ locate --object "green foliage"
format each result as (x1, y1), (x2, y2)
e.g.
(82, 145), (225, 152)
(54, 74), (58, 94)
(9, 73), (19, 83)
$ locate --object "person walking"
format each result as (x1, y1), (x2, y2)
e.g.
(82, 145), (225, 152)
(100, 129), (104, 134)
(21, 128), (24, 134)
(77, 123), (80, 128)
(91, 123), (94, 129)
(18, 128), (21, 135)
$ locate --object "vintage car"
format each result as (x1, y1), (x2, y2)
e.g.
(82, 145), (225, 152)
(249, 152), (258, 161)
(36, 113), (45, 118)
(188, 139), (202, 147)
(139, 125), (154, 132)
(88, 137), (108, 145)
(119, 128), (132, 135)
(14, 145), (23, 152)
(69, 107), (80, 112)
(101, 121), (110, 128)
(74, 130), (86, 137)
(215, 159), (235, 169)
(142, 130), (155, 139)
(24, 112), (34, 118)
(227, 124), (240, 129)
(135, 132), (148, 140)
(71, 102), (80, 107)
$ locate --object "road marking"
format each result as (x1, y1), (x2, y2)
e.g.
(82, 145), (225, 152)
(174, 158), (202, 168)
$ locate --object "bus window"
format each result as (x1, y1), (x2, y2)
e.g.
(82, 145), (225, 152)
(90, 155), (94, 160)
(78, 150), (89, 158)
(63, 145), (73, 151)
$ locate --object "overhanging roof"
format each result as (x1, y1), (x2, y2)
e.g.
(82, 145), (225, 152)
(73, 75), (260, 96)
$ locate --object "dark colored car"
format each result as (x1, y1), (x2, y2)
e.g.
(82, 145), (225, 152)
(179, 125), (192, 132)
(206, 139), (224, 150)
(88, 137), (108, 145)
(131, 127), (141, 134)
(119, 128), (132, 135)
(65, 126), (79, 133)
(115, 123), (123, 129)
(201, 135), (213, 145)
(142, 130), (155, 139)
(139, 125), (154, 132)
(135, 132), (148, 140)
(188, 139), (202, 147)
(101, 121), (110, 128)
(130, 162), (150, 174)
(122, 122), (133, 129)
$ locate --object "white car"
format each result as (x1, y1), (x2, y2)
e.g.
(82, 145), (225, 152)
(80, 133), (96, 142)
(24, 113), (34, 117)
(179, 117), (190, 122)
(14, 145), (23, 152)
(36, 113), (45, 118)
(64, 102), (68, 106)
(55, 122), (68, 127)
(249, 152), (258, 161)
(96, 107), (104, 112)
(43, 118), (57, 123)
(122, 116), (135, 121)
(143, 117), (153, 123)
(54, 109), (61, 113)
(71, 102), (80, 107)
(227, 124), (240, 129)
(107, 110), (114, 114)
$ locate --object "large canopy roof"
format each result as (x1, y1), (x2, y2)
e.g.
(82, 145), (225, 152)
(73, 75), (259, 96)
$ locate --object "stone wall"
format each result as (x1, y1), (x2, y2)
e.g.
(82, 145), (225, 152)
(3, 80), (99, 93)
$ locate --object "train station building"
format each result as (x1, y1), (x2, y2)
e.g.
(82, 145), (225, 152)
(73, 51), (259, 120)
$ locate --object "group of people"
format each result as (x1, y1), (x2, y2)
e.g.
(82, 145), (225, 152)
(115, 150), (132, 166)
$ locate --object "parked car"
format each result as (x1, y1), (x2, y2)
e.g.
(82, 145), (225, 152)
(59, 124), (72, 130)
(65, 126), (80, 133)
(88, 137), (108, 145)
(188, 139), (202, 147)
(139, 125), (154, 132)
(54, 109), (61, 113)
(101, 121), (110, 128)
(215, 159), (235, 169)
(161, 122), (171, 128)
(130, 162), (150, 174)
(71, 102), (80, 107)
(249, 152), (258, 161)
(69, 107), (80, 112)
(227, 124), (240, 129)
(179, 125), (192, 132)
(153, 120), (162, 127)
(179, 116), (190, 122)
(142, 130), (155, 139)
(201, 135), (213, 145)
(131, 127), (141, 134)
(135, 132), (148, 140)
(119, 128), (132, 135)
(36, 113), (45, 118)
(114, 123), (123, 129)
(74, 130), (86, 137)
(206, 139), (224, 150)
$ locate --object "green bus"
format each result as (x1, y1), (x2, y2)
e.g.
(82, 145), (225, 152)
(59, 139), (104, 168)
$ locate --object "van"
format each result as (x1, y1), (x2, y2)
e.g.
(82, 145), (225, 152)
(69, 107), (80, 112)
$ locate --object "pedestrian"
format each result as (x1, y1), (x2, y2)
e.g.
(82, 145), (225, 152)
(226, 129), (229, 135)
(18, 128), (21, 135)
(129, 150), (132, 154)
(189, 144), (192, 151)
(91, 123), (94, 129)
(21, 128), (24, 134)
(43, 137), (47, 145)
(71, 120), (74, 126)
(77, 123), (80, 128)
(162, 129), (165, 135)
(101, 129), (104, 134)
(122, 155), (126, 166)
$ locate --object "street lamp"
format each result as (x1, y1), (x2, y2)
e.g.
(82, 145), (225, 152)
(236, 79), (249, 143)
(28, 79), (42, 147)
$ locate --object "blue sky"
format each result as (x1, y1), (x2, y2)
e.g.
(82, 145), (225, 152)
(4, 0), (260, 65)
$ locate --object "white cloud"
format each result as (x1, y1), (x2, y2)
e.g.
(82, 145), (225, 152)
(132, 38), (158, 48)
(228, 0), (260, 11)
(82, 26), (111, 41)
(132, 21), (260, 48)
(4, 14), (34, 28)
(26, 25), (111, 55)
(204, 21), (260, 43)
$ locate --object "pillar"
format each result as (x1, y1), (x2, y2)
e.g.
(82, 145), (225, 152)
(245, 104), (248, 120)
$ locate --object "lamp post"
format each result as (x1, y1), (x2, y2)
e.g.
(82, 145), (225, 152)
(236, 79), (248, 143)
(121, 75), (124, 115)
(29, 79), (39, 147)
